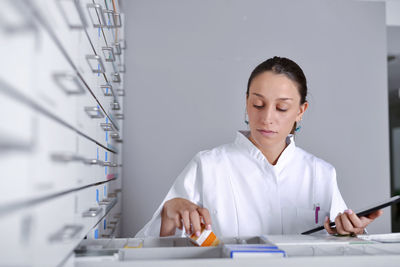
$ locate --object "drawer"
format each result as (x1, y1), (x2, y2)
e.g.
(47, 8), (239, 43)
(42, 116), (120, 195)
(75, 183), (108, 223)
(29, 114), (80, 198)
(77, 92), (110, 148)
(32, 25), (78, 127)
(100, 209), (122, 239)
(77, 135), (119, 183)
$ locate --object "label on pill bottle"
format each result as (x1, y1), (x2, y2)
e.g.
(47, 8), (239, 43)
(189, 224), (220, 247)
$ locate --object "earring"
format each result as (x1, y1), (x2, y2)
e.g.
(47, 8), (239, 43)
(244, 111), (249, 125)
(295, 117), (303, 132)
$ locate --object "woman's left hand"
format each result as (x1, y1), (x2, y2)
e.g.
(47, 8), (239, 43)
(324, 209), (383, 235)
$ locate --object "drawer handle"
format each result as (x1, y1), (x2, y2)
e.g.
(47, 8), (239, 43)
(113, 13), (122, 28)
(83, 159), (104, 166)
(102, 9), (120, 28)
(53, 72), (85, 95)
(98, 199), (111, 205)
(115, 113), (124, 120)
(102, 46), (115, 62)
(100, 83), (113, 96)
(112, 12), (122, 28)
(49, 224), (83, 242)
(99, 198), (118, 213)
(111, 72), (121, 83)
(86, 55), (105, 74)
(86, 3), (106, 28)
(103, 162), (118, 167)
(102, 9), (122, 28)
(82, 207), (102, 217)
(84, 106), (104, 119)
(55, 0), (87, 29)
(110, 132), (123, 143)
(114, 42), (122, 55)
(110, 101), (120, 110)
(109, 132), (120, 139)
(100, 123), (115, 132)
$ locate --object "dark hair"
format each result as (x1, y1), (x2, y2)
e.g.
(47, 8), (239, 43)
(246, 56), (308, 134)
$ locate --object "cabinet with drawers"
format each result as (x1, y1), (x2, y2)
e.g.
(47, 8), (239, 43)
(0, 0), (125, 266)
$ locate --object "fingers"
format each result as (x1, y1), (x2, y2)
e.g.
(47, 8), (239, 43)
(181, 210), (191, 235)
(323, 209), (383, 237)
(359, 209), (384, 228)
(161, 198), (214, 236)
(197, 208), (212, 230)
(366, 209), (383, 220)
(190, 210), (202, 236)
(340, 211), (365, 234)
(344, 209), (363, 228)
(174, 214), (183, 230)
(178, 207), (205, 236)
(335, 212), (350, 235)
(189, 208), (213, 236)
(160, 214), (178, 237)
(335, 209), (380, 236)
(343, 209), (365, 234)
(324, 216), (337, 235)
(340, 212), (355, 233)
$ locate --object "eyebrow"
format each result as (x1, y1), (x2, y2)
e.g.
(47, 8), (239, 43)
(252, 93), (293, 101)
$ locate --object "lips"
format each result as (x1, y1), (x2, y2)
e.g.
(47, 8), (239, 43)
(257, 129), (277, 137)
(258, 129), (277, 133)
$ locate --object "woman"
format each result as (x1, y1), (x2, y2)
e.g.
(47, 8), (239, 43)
(136, 56), (382, 238)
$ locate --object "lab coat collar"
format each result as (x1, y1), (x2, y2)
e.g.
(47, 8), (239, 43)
(235, 130), (296, 174)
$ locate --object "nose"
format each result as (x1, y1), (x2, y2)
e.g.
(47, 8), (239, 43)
(260, 106), (274, 125)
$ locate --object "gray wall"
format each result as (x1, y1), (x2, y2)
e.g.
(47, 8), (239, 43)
(122, 0), (390, 236)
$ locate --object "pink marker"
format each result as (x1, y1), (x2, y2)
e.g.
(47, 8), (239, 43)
(315, 205), (320, 224)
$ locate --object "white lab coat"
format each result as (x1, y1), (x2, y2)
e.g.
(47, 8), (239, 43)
(136, 131), (347, 237)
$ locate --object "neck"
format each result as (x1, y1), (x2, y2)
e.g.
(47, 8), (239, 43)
(248, 135), (288, 165)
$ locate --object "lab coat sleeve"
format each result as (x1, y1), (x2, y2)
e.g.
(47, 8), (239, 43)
(329, 167), (348, 222)
(135, 152), (204, 237)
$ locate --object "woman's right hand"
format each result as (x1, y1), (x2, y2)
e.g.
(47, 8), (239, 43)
(160, 198), (212, 237)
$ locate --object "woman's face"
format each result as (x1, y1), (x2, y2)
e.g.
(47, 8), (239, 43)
(246, 71), (308, 148)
